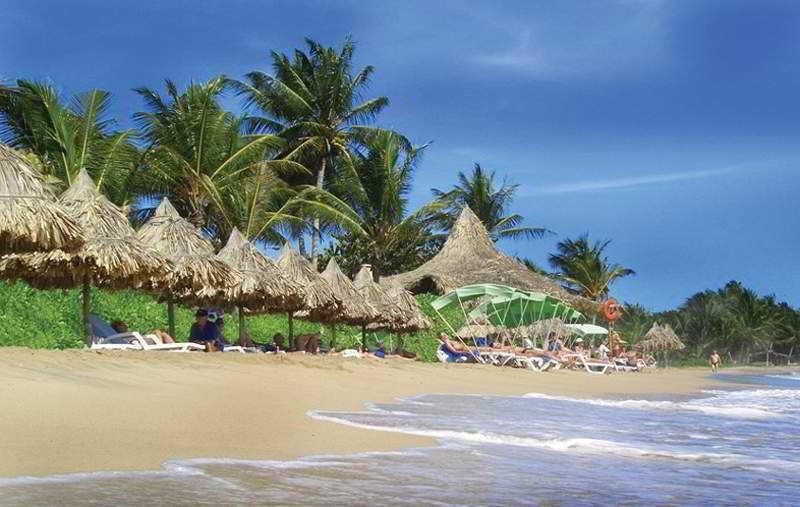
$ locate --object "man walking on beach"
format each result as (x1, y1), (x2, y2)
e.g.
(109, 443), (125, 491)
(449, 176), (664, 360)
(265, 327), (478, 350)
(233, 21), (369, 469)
(709, 350), (721, 373)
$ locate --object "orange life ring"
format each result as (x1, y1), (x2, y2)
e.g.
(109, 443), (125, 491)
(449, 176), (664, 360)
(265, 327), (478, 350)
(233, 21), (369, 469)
(602, 298), (623, 322)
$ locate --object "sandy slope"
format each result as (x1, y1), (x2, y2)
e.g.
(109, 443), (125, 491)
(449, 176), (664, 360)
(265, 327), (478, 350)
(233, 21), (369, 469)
(0, 348), (719, 477)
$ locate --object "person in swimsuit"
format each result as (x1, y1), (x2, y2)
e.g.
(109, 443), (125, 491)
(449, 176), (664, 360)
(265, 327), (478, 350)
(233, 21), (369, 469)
(709, 350), (721, 373)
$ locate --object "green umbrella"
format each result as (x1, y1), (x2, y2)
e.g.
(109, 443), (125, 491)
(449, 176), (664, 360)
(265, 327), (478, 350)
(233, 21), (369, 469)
(468, 291), (584, 327)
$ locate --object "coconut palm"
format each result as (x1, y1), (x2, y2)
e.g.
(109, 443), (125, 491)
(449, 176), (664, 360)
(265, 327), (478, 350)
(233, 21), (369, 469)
(0, 80), (137, 203)
(322, 130), (441, 278)
(548, 234), (635, 301)
(133, 76), (308, 243)
(432, 163), (547, 241)
(234, 37), (394, 264)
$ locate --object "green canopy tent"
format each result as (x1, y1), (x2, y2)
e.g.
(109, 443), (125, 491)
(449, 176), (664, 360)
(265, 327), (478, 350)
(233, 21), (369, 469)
(468, 292), (583, 328)
(430, 283), (584, 351)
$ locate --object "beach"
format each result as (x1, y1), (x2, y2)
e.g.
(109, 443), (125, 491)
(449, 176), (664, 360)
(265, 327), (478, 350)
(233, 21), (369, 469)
(0, 348), (720, 478)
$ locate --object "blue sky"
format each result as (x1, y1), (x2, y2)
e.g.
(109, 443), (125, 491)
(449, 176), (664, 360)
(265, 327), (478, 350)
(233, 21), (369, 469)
(2, 0), (798, 310)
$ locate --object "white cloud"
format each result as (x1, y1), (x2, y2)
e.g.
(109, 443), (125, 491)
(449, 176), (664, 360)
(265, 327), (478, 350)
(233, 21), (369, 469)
(525, 167), (738, 195)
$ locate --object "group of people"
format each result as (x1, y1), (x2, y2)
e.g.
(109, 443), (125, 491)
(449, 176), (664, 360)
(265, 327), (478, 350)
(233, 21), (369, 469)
(188, 308), (289, 353)
(438, 329), (654, 370)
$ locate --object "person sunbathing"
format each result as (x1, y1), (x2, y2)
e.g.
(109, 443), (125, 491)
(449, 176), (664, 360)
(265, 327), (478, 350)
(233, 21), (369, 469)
(111, 320), (176, 345)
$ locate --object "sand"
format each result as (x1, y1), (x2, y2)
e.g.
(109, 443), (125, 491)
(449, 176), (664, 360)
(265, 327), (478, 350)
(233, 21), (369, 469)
(0, 348), (721, 477)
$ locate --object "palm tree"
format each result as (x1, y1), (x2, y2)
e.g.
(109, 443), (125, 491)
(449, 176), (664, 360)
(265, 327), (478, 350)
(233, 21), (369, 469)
(234, 37), (393, 264)
(548, 234), (635, 301)
(432, 163), (547, 241)
(133, 76), (308, 243)
(323, 130), (440, 278)
(0, 79), (137, 203)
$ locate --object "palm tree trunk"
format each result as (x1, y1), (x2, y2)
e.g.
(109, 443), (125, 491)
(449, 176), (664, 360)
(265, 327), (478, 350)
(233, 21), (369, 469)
(82, 278), (92, 345)
(167, 301), (176, 338)
(310, 155), (327, 269)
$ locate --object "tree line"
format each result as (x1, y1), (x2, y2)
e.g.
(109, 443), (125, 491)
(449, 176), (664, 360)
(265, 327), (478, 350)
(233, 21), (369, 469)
(4, 36), (794, 361)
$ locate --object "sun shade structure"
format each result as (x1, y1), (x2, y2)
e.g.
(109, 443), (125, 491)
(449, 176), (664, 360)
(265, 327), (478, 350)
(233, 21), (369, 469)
(456, 323), (503, 339)
(636, 323), (686, 353)
(383, 207), (595, 313)
(319, 257), (380, 326)
(468, 291), (584, 327)
(216, 228), (305, 339)
(0, 169), (169, 342)
(565, 323), (609, 337)
(353, 264), (404, 348)
(0, 144), (83, 255)
(376, 284), (431, 333)
(276, 243), (340, 337)
(137, 198), (242, 336)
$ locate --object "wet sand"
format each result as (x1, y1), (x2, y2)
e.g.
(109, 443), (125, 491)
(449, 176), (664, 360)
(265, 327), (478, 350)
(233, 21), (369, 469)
(0, 348), (721, 477)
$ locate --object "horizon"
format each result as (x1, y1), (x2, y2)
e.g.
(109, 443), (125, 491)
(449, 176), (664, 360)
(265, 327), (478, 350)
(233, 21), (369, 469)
(2, 0), (798, 311)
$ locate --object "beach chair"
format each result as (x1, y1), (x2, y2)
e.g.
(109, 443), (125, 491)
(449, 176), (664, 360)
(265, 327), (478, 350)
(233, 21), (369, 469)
(562, 353), (612, 374)
(436, 344), (479, 363)
(88, 315), (205, 352)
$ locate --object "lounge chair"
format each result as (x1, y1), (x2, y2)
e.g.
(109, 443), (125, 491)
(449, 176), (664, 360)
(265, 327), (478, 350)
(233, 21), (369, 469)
(88, 315), (204, 352)
(562, 353), (613, 374)
(436, 343), (479, 363)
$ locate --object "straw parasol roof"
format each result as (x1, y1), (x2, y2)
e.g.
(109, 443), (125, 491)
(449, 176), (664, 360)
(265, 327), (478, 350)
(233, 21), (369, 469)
(382, 207), (595, 313)
(456, 323), (503, 339)
(0, 144), (83, 255)
(515, 318), (573, 340)
(375, 283), (431, 333)
(319, 257), (380, 326)
(275, 243), (340, 321)
(353, 264), (404, 328)
(0, 169), (168, 290)
(636, 322), (686, 353)
(216, 228), (304, 313)
(137, 198), (241, 300)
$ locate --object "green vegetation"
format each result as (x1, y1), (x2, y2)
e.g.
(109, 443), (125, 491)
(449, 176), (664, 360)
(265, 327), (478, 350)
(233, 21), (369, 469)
(2, 36), (795, 365)
(616, 281), (800, 365)
(0, 281), (449, 359)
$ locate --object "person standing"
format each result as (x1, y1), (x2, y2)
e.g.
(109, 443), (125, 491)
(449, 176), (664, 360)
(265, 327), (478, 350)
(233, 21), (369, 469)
(709, 350), (722, 373)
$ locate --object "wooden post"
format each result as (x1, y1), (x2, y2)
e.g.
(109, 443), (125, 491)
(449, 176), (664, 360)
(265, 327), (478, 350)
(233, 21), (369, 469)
(361, 323), (367, 352)
(82, 278), (92, 345)
(167, 301), (176, 338)
(238, 305), (246, 343)
(287, 312), (294, 340)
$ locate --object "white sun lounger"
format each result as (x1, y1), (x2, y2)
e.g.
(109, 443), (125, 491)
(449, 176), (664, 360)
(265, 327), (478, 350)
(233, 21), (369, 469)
(562, 353), (613, 374)
(91, 333), (206, 352)
(512, 354), (558, 372)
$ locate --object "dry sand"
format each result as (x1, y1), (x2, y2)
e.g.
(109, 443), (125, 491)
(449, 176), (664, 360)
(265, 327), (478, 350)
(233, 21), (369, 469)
(0, 348), (720, 477)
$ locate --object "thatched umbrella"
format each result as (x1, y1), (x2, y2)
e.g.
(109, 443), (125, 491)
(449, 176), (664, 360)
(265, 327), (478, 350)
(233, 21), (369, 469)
(216, 228), (305, 341)
(316, 257), (380, 349)
(0, 169), (169, 342)
(353, 264), (404, 349)
(320, 258), (379, 326)
(382, 206), (596, 314)
(137, 198), (242, 337)
(515, 318), (573, 347)
(0, 144), (83, 255)
(637, 323), (686, 353)
(275, 243), (340, 338)
(379, 284), (431, 333)
(456, 323), (502, 339)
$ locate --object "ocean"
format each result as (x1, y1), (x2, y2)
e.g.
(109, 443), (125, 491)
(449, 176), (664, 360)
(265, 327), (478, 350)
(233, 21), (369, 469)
(2, 371), (799, 506)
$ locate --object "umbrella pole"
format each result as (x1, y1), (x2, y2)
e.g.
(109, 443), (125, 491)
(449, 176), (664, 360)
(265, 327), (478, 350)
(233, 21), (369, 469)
(167, 301), (176, 338)
(287, 312), (294, 340)
(81, 278), (92, 346)
(361, 324), (367, 352)
(238, 305), (246, 343)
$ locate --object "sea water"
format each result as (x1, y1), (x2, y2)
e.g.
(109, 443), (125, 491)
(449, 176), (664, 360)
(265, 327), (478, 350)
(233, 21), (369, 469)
(1, 372), (799, 506)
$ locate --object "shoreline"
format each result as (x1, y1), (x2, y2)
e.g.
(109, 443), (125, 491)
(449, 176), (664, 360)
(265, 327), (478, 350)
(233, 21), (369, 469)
(0, 348), (730, 478)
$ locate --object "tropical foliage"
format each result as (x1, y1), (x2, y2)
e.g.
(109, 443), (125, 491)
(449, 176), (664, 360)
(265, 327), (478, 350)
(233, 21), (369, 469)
(132, 77), (308, 243)
(0, 80), (137, 203)
(616, 281), (799, 364)
(549, 234), (635, 301)
(321, 130), (442, 278)
(433, 163), (547, 241)
(234, 37), (392, 263)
